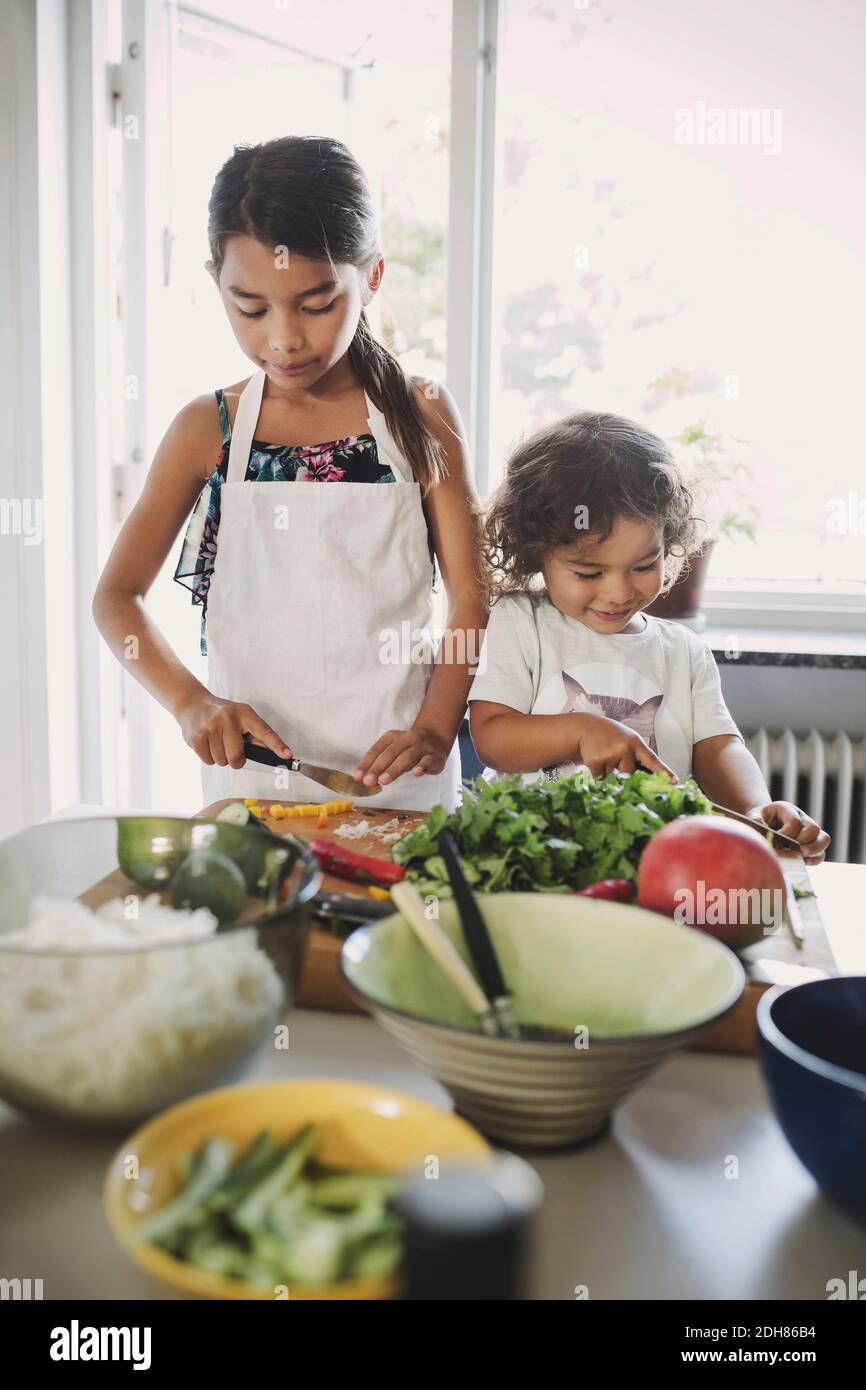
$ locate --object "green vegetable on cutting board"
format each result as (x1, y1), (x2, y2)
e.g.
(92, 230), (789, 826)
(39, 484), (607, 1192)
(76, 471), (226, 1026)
(127, 1125), (403, 1288)
(391, 768), (713, 896)
(215, 802), (252, 827)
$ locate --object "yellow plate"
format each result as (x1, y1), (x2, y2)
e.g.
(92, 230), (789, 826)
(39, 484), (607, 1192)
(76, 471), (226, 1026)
(103, 1078), (490, 1300)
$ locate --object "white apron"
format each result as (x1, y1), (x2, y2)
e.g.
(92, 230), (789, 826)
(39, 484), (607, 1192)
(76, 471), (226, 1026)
(201, 369), (463, 813)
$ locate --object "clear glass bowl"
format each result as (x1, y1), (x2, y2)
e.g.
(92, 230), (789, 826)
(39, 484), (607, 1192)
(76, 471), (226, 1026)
(0, 815), (320, 1130)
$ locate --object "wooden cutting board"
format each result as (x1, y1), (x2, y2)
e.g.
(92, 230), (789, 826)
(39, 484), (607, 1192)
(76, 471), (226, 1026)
(198, 798), (426, 1013)
(198, 797), (835, 1054)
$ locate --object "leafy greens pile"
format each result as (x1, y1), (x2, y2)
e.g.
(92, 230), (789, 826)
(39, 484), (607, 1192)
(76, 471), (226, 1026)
(391, 769), (713, 896)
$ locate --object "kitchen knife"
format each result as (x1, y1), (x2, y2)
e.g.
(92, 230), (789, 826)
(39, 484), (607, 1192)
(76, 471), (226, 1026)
(242, 737), (380, 797)
(708, 800), (801, 853)
(310, 889), (396, 924)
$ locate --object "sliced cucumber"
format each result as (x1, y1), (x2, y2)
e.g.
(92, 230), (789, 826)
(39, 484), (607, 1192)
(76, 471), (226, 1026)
(206, 1131), (280, 1212)
(268, 1184), (312, 1237)
(134, 1125), (405, 1290)
(216, 802), (252, 826)
(309, 1173), (399, 1210)
(230, 1124), (319, 1232)
(348, 1235), (402, 1281)
(128, 1138), (235, 1249)
(280, 1219), (347, 1284)
(182, 1226), (242, 1276)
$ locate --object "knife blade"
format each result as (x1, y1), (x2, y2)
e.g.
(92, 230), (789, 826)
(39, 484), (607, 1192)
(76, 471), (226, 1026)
(242, 737), (380, 797)
(708, 800), (801, 853)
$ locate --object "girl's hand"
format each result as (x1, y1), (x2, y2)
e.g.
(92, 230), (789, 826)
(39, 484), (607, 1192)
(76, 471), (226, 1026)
(746, 801), (830, 865)
(175, 692), (292, 769)
(573, 713), (676, 780)
(352, 725), (451, 788)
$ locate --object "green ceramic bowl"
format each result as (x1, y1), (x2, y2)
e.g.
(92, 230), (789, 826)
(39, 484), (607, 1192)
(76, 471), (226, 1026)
(342, 894), (745, 1147)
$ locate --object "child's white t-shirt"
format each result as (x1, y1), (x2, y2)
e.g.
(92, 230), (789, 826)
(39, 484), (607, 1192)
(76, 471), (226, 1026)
(467, 591), (743, 784)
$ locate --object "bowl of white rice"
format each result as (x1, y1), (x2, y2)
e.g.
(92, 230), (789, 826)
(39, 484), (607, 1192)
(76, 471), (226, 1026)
(0, 815), (320, 1129)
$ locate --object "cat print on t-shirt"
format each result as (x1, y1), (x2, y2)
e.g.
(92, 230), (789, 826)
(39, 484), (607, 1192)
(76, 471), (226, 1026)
(541, 671), (664, 782)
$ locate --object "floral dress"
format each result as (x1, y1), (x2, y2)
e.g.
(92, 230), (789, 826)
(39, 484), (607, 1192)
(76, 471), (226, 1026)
(174, 388), (438, 655)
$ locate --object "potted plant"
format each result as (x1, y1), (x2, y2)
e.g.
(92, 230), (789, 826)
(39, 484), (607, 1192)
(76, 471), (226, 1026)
(645, 375), (758, 626)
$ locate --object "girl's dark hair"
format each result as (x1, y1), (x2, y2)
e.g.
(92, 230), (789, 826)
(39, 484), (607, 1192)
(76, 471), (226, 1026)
(207, 136), (447, 492)
(483, 411), (701, 602)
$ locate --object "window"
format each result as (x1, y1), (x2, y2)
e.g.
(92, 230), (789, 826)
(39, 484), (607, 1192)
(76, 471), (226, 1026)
(156, 0), (452, 420)
(489, 0), (866, 597)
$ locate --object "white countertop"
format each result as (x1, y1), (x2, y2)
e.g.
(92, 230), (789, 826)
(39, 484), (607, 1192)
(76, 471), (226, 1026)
(2, 810), (864, 1300)
(2, 1001), (864, 1301)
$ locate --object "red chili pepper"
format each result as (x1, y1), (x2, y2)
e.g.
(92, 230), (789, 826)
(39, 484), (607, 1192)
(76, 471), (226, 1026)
(573, 878), (633, 902)
(307, 838), (406, 888)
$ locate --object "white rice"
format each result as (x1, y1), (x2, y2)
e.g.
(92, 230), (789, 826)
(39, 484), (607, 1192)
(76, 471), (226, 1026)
(0, 894), (284, 1118)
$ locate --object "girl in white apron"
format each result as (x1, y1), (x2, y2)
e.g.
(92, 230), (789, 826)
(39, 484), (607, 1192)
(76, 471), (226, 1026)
(171, 137), (485, 813)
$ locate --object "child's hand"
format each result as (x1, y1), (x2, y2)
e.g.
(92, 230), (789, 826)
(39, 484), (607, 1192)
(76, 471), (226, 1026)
(352, 726), (450, 788)
(175, 692), (292, 769)
(573, 713), (676, 780)
(746, 800), (830, 865)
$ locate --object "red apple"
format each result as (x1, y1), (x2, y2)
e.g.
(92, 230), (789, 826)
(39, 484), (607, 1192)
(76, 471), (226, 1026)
(637, 815), (786, 953)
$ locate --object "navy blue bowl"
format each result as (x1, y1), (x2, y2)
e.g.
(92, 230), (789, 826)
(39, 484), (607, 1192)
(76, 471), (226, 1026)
(757, 977), (866, 1228)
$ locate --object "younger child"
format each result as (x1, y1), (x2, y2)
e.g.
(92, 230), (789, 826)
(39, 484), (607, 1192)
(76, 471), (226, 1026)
(468, 412), (829, 864)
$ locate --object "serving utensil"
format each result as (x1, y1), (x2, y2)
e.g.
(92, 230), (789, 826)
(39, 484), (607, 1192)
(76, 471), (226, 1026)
(389, 880), (500, 1036)
(437, 829), (520, 1038)
(242, 738), (379, 798)
(437, 830), (575, 1043)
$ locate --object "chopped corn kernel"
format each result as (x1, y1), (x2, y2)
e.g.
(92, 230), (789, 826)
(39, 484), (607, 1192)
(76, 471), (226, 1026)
(368, 886), (392, 901)
(243, 798), (258, 807)
(277, 799), (356, 818)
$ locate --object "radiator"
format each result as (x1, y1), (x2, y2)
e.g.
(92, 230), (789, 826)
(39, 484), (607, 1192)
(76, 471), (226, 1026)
(744, 729), (866, 865)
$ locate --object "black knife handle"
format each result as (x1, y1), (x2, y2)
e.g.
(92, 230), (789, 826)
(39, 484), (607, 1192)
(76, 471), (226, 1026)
(243, 736), (296, 769)
(312, 890), (395, 923)
(438, 828), (509, 1001)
